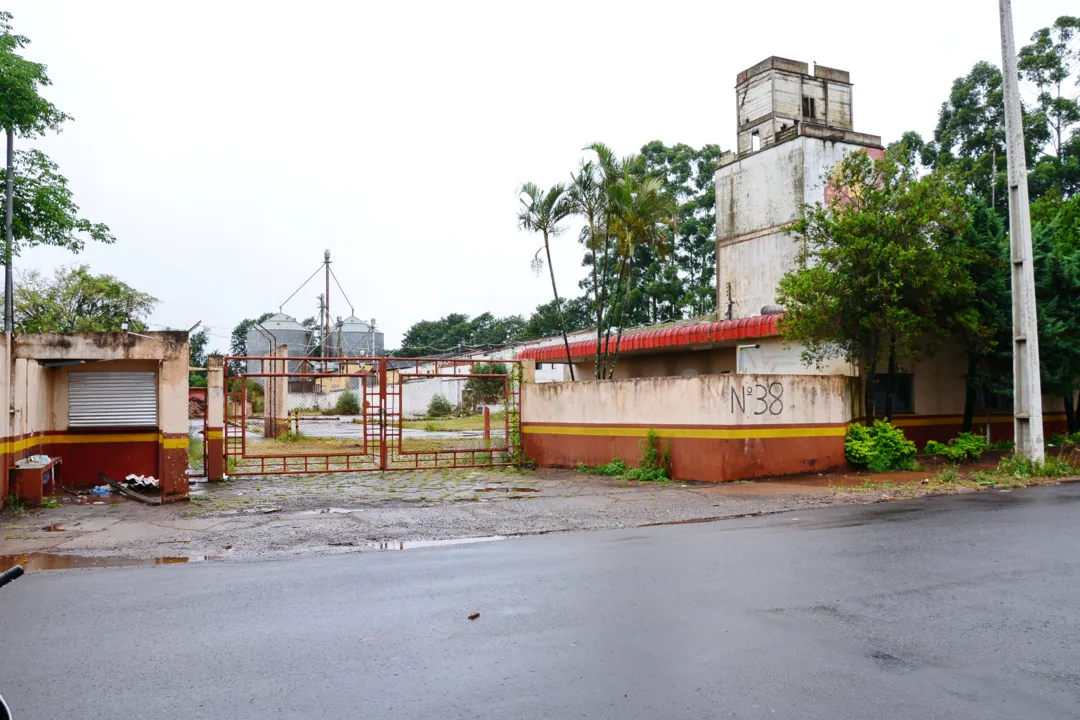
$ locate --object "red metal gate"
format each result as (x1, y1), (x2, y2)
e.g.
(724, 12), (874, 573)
(223, 356), (521, 475)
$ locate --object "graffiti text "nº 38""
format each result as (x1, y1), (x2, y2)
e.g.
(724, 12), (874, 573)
(730, 383), (784, 415)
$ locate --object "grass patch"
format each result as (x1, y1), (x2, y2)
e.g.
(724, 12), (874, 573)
(576, 430), (671, 483)
(401, 411), (506, 432)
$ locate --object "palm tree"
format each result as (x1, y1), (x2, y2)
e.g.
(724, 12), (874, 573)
(517, 182), (576, 380)
(567, 160), (607, 379)
(603, 170), (678, 378)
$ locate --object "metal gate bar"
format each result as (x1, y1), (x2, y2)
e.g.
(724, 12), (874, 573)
(221, 356), (521, 476)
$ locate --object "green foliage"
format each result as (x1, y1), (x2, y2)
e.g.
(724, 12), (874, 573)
(997, 453), (1077, 479)
(924, 432), (987, 463)
(582, 430), (670, 482)
(335, 391), (360, 416)
(229, 312), (274, 361)
(39, 496), (60, 509)
(935, 464), (962, 483)
(10, 148), (115, 256)
(394, 313), (525, 357)
(522, 297), (591, 340)
(14, 265), (157, 333)
(0, 12), (70, 137)
(624, 428), (671, 481)
(427, 394), (453, 418)
(461, 362), (508, 412)
(588, 458), (630, 476)
(845, 421), (918, 473)
(1032, 194), (1080, 431)
(518, 181), (575, 376)
(4, 495), (24, 515)
(776, 151), (971, 423)
(1, 14), (114, 260)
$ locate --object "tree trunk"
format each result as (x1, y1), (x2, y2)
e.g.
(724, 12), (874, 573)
(607, 253), (636, 380)
(543, 232), (575, 382)
(962, 355), (978, 433)
(599, 254), (630, 379)
(884, 336), (896, 420)
(1065, 392), (1078, 435)
(588, 218), (603, 380)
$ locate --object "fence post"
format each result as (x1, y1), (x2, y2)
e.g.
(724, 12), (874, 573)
(207, 355), (225, 481)
(484, 406), (491, 449)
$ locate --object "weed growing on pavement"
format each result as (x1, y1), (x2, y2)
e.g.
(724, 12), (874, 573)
(4, 495), (25, 515)
(39, 497), (60, 509)
(580, 430), (671, 482)
(934, 465), (961, 483)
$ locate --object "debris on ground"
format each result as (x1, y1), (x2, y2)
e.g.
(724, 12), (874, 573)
(124, 475), (160, 490)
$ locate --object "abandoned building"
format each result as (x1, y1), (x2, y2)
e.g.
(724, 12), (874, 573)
(516, 56), (1074, 481)
(1, 332), (191, 505)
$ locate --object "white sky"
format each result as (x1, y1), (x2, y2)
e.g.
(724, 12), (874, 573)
(6, 0), (1075, 351)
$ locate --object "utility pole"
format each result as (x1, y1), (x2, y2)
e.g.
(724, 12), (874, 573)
(4, 129), (14, 333)
(999, 0), (1044, 462)
(323, 249), (331, 362)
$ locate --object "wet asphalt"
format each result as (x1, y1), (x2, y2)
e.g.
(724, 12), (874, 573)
(1, 483), (1078, 719)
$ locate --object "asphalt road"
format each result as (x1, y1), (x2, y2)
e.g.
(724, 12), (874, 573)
(2, 484), (1078, 719)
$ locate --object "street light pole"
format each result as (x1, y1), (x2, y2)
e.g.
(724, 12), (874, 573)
(999, 0), (1044, 461)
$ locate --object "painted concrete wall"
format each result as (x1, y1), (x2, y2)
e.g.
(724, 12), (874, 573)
(3, 332), (191, 503)
(523, 373), (853, 482)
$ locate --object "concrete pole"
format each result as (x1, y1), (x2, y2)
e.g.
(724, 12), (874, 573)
(206, 355), (225, 481)
(999, 0), (1045, 462)
(323, 249), (331, 364)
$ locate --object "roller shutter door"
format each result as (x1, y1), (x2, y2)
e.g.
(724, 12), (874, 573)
(69, 372), (157, 428)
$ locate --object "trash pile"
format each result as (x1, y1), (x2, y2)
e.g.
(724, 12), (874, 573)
(123, 475), (160, 491)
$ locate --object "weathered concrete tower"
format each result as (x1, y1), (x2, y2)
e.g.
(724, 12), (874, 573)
(715, 57), (883, 319)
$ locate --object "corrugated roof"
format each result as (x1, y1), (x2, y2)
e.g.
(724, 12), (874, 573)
(517, 315), (781, 362)
(259, 313), (308, 332)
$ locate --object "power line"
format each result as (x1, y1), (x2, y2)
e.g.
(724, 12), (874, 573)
(276, 264), (323, 313)
(328, 267), (354, 317)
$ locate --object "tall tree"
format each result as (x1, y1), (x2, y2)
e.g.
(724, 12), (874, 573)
(14, 265), (157, 333)
(949, 200), (1012, 432)
(521, 297), (591, 340)
(775, 151), (970, 425)
(517, 182), (576, 379)
(1032, 193), (1080, 432)
(600, 156), (678, 378)
(2, 11), (113, 331)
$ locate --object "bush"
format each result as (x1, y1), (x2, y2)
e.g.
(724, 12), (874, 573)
(845, 420), (917, 473)
(335, 391), (360, 416)
(427, 394), (453, 418)
(924, 432), (987, 463)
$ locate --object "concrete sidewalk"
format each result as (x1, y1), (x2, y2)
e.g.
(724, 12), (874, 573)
(2, 464), (1068, 564)
(1, 468), (847, 562)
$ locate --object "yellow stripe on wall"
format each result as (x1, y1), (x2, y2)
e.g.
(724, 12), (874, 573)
(0, 432), (188, 453)
(522, 425), (846, 440)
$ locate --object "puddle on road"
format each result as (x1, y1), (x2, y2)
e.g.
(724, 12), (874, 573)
(0, 553), (224, 571)
(477, 487), (539, 493)
(293, 507), (359, 516)
(344, 536), (506, 551)
(42, 524), (66, 532)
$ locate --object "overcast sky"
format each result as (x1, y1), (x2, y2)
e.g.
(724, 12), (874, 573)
(6, 0), (1075, 351)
